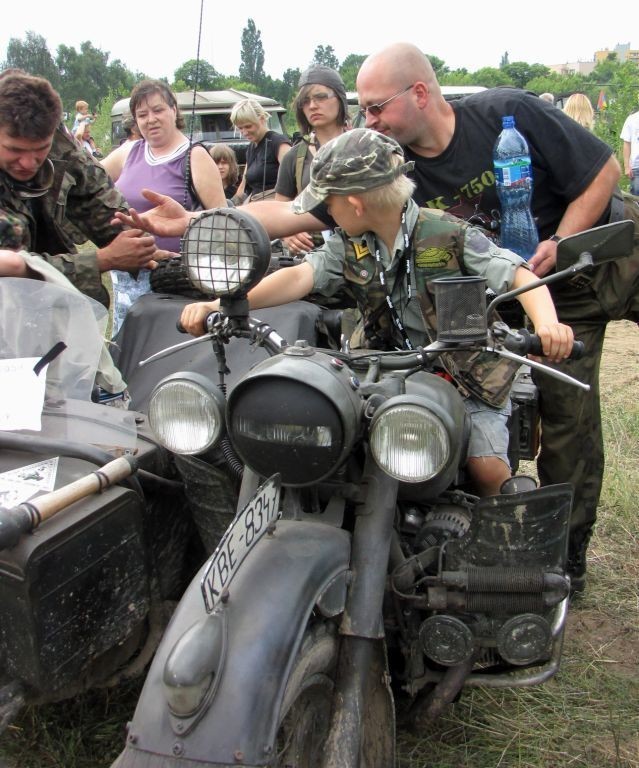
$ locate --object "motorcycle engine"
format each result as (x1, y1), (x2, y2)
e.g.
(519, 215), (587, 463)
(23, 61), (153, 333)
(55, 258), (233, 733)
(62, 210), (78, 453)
(411, 504), (471, 552)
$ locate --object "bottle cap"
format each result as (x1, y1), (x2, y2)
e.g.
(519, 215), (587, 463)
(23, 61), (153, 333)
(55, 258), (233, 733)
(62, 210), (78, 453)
(502, 115), (515, 128)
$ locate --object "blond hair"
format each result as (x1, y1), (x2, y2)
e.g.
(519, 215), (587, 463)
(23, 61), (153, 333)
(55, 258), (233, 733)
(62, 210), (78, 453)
(230, 98), (269, 126)
(563, 93), (594, 131)
(359, 154), (416, 209)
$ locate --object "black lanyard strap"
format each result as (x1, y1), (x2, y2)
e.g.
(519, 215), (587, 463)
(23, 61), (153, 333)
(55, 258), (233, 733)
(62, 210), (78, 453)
(371, 203), (414, 350)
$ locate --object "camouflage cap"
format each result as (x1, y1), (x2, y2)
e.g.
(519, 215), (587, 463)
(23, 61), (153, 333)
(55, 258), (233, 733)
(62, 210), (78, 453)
(293, 128), (415, 213)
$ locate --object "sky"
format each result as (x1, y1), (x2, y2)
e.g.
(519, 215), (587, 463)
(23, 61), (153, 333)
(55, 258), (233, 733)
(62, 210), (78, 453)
(1, 1), (638, 83)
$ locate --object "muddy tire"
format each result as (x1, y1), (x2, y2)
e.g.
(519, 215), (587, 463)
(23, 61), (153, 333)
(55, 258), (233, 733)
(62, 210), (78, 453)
(272, 622), (395, 767)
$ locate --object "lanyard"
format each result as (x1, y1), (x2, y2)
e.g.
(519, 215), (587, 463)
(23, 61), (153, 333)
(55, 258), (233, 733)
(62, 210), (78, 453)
(371, 203), (415, 350)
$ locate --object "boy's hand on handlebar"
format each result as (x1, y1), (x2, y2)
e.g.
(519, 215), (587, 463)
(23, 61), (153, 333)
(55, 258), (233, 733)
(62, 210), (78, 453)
(533, 322), (574, 362)
(180, 300), (220, 337)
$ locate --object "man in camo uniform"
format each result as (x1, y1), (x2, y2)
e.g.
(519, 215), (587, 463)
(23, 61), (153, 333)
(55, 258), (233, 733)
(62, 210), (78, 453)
(180, 129), (575, 497)
(0, 70), (160, 307)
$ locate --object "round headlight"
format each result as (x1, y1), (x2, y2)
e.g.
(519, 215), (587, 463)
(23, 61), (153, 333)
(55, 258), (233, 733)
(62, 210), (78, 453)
(148, 372), (225, 455)
(180, 208), (272, 297)
(370, 397), (450, 483)
(227, 348), (362, 486)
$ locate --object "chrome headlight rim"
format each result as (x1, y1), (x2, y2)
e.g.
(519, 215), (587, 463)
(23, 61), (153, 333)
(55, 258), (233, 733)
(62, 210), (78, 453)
(369, 395), (451, 483)
(148, 371), (226, 455)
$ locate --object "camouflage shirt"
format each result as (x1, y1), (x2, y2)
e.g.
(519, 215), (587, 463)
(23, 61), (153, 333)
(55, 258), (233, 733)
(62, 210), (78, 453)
(0, 125), (128, 305)
(305, 198), (528, 406)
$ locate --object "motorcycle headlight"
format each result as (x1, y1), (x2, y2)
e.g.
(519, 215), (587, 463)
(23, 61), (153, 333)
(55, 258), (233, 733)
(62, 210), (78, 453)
(227, 346), (362, 486)
(180, 208), (272, 297)
(148, 372), (225, 455)
(370, 396), (450, 483)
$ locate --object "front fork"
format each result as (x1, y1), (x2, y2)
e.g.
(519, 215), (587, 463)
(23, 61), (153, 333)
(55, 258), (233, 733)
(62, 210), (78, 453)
(321, 456), (398, 768)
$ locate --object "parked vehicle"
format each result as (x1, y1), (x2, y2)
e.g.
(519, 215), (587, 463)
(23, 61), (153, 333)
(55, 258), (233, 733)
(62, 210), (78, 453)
(0, 279), (204, 731)
(109, 210), (634, 767)
(110, 89), (288, 164)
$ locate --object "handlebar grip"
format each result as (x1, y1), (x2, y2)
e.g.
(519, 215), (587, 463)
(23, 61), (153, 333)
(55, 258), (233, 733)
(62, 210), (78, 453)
(506, 328), (584, 360)
(176, 320), (187, 334)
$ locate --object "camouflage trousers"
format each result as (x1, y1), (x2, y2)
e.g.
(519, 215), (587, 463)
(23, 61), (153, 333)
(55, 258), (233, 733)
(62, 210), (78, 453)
(533, 196), (639, 561)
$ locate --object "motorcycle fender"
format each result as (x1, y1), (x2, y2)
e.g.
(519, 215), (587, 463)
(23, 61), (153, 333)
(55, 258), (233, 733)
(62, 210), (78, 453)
(119, 520), (351, 767)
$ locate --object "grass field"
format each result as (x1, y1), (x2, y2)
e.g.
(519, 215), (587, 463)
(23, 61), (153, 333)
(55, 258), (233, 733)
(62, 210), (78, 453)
(1, 322), (637, 768)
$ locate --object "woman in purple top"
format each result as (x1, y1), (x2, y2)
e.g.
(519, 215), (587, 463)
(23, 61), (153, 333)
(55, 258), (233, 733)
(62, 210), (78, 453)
(102, 79), (225, 335)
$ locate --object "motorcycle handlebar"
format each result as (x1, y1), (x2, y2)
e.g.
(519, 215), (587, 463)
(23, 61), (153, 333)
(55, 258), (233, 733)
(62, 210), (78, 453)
(504, 328), (584, 360)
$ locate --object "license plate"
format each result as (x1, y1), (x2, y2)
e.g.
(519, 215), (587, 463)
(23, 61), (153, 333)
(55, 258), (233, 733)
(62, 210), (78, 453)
(201, 474), (281, 613)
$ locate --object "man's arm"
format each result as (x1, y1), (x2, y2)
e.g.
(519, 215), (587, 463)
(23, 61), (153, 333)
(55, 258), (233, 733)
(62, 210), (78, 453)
(622, 141), (632, 178)
(528, 155), (621, 276)
(113, 189), (326, 240)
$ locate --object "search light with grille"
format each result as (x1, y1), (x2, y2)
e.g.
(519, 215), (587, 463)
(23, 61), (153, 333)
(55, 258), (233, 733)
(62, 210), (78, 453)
(369, 396), (450, 483)
(180, 208), (272, 297)
(148, 372), (226, 455)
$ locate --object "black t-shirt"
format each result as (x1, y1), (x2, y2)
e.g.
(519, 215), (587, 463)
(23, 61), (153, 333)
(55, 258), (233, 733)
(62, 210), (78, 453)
(404, 88), (613, 240)
(244, 130), (291, 195)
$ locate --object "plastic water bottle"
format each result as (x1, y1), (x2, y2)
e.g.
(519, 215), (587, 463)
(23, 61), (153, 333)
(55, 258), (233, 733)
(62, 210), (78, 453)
(493, 115), (539, 260)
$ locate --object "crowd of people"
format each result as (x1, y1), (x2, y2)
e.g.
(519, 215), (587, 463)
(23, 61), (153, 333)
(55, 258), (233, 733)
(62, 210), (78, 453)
(1, 45), (638, 595)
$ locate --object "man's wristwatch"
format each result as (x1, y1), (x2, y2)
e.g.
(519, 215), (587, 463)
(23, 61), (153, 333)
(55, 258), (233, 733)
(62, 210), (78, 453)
(549, 234), (562, 243)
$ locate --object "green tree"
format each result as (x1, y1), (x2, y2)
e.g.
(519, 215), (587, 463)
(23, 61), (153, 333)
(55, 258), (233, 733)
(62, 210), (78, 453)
(3, 31), (60, 87)
(525, 72), (588, 101)
(174, 59), (223, 90)
(500, 51), (510, 68)
(425, 54), (449, 79)
(502, 61), (550, 89)
(56, 41), (118, 115)
(312, 45), (339, 70)
(239, 18), (265, 88)
(339, 54), (366, 90)
(591, 61), (639, 167)
(471, 66), (514, 88)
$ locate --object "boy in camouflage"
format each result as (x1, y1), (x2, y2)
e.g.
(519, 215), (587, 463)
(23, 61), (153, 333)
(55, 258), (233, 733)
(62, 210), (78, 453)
(181, 129), (575, 496)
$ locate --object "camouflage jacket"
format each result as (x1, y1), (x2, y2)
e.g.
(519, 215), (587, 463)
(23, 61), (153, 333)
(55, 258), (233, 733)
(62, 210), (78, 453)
(0, 126), (128, 305)
(307, 200), (526, 407)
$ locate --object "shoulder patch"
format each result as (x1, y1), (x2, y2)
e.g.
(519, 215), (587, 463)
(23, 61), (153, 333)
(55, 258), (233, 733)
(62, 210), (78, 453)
(353, 242), (371, 260)
(415, 247), (453, 269)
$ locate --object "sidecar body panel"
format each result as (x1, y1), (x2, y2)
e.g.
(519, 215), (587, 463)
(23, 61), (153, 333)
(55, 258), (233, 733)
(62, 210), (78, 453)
(115, 519), (351, 767)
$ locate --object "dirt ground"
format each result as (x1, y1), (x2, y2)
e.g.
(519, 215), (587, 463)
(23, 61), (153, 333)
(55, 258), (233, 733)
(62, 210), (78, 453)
(565, 318), (639, 681)
(598, 319), (639, 388)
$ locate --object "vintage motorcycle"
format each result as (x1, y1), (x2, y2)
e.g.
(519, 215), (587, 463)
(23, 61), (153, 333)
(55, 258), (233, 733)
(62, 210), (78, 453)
(100, 210), (631, 768)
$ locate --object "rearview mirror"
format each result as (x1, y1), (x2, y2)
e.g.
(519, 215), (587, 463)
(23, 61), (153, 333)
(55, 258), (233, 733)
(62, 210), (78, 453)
(556, 220), (635, 272)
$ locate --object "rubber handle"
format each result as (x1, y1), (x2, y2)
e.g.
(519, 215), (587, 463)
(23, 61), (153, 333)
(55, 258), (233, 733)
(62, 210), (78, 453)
(507, 328), (584, 359)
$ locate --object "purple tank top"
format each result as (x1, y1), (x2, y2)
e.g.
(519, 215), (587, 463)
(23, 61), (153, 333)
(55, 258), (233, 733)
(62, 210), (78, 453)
(116, 139), (196, 252)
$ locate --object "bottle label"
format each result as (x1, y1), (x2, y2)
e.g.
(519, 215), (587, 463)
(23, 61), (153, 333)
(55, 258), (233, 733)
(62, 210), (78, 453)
(494, 159), (532, 187)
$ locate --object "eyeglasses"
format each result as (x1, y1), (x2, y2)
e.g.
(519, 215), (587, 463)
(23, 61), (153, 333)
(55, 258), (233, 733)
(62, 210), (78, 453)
(300, 91), (335, 108)
(359, 84), (415, 118)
